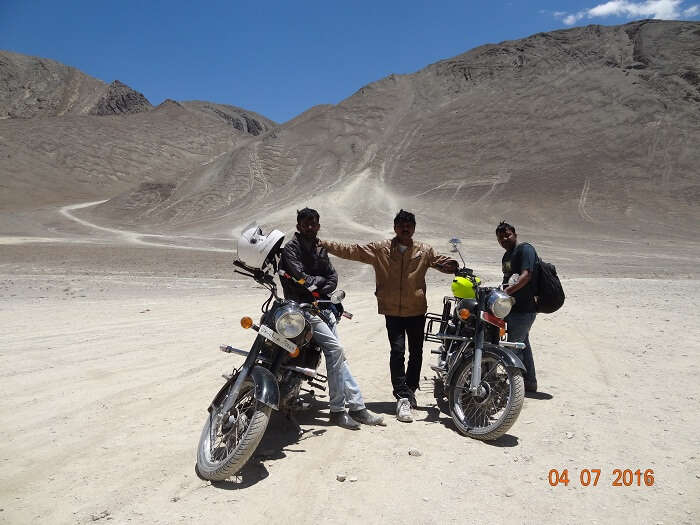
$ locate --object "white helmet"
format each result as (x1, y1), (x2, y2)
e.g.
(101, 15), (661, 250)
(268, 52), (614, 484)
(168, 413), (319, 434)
(235, 222), (285, 270)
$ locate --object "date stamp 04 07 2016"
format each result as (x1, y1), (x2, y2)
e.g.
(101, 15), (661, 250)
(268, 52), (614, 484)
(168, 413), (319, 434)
(548, 469), (655, 487)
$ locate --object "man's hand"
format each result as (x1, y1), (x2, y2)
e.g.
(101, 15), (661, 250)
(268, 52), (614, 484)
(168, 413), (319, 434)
(505, 269), (531, 295)
(436, 260), (459, 274)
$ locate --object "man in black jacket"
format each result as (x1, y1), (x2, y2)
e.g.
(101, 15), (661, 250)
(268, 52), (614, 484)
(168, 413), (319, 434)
(279, 208), (384, 430)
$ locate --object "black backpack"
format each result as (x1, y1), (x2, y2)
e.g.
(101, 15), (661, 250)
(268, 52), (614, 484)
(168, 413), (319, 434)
(533, 258), (565, 314)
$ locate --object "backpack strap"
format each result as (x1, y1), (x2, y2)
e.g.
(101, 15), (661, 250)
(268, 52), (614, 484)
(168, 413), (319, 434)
(518, 242), (540, 263)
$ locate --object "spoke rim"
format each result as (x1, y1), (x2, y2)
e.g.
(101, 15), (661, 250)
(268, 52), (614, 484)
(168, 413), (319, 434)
(207, 386), (257, 464)
(453, 357), (512, 433)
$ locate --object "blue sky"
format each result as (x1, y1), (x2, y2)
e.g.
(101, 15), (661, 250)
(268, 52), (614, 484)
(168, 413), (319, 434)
(1, 1), (698, 123)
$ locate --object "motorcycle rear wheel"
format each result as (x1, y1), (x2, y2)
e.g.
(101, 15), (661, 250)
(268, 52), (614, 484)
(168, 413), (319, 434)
(448, 355), (524, 441)
(196, 378), (271, 481)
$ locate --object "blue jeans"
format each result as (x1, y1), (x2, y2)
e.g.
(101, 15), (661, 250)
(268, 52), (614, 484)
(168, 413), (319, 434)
(505, 311), (537, 384)
(308, 310), (365, 413)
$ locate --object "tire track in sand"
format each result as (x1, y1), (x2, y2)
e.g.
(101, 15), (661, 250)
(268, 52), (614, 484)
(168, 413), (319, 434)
(578, 177), (596, 223)
(60, 200), (232, 252)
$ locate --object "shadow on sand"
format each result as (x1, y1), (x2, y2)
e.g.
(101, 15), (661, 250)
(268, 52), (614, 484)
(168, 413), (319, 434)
(199, 386), (544, 488)
(363, 400), (396, 416)
(197, 406), (330, 490)
(525, 391), (553, 400)
(420, 395), (521, 447)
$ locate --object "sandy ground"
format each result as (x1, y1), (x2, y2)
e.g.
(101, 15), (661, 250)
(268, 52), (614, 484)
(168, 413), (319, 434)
(1, 241), (699, 525)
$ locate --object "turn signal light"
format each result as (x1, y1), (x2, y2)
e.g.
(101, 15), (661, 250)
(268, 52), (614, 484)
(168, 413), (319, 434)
(458, 309), (471, 320)
(500, 327), (506, 338)
(240, 316), (253, 329)
(289, 347), (300, 358)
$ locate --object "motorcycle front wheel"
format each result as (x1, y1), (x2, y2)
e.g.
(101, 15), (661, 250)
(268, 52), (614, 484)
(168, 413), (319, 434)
(196, 378), (271, 481)
(448, 354), (524, 441)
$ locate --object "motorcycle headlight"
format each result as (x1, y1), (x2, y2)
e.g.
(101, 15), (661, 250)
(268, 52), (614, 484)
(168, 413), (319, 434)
(290, 320), (313, 347)
(274, 305), (306, 338)
(486, 290), (515, 319)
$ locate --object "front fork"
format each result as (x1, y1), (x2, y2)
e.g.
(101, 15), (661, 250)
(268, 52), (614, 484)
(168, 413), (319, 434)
(219, 331), (284, 415)
(220, 347), (258, 415)
(469, 319), (486, 396)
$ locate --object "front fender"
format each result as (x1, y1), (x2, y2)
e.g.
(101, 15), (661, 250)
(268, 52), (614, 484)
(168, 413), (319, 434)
(250, 365), (280, 410)
(446, 343), (526, 385)
(208, 365), (280, 413)
(484, 343), (526, 371)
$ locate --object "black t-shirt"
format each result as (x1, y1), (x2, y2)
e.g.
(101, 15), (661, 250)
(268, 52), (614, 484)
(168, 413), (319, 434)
(502, 242), (538, 313)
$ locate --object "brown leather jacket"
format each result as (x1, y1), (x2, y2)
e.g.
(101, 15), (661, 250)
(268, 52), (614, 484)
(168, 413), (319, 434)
(320, 238), (456, 317)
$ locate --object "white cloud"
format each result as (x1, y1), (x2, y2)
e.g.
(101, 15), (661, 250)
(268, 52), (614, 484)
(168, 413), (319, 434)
(564, 13), (586, 24)
(588, 0), (682, 18)
(553, 0), (700, 26)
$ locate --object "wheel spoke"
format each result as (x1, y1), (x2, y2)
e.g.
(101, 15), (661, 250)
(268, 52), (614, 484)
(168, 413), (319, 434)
(464, 399), (479, 422)
(206, 386), (258, 464)
(488, 396), (500, 418)
(481, 362), (498, 381)
(452, 356), (520, 434)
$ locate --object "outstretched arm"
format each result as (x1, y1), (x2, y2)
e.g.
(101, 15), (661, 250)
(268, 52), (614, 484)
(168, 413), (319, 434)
(429, 247), (459, 274)
(318, 240), (378, 265)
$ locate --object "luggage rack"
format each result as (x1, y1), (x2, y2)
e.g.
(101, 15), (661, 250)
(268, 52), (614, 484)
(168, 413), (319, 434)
(424, 296), (457, 343)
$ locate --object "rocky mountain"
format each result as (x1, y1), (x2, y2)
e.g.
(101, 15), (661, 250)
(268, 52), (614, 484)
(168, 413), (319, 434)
(0, 51), (277, 213)
(88, 80), (153, 116)
(1, 20), (698, 243)
(0, 51), (146, 118)
(92, 19), (700, 240)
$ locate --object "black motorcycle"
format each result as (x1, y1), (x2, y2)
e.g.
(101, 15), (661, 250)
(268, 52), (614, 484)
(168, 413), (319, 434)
(195, 259), (344, 480)
(424, 239), (526, 440)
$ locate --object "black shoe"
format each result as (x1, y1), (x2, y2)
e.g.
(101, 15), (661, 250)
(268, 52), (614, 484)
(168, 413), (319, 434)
(349, 408), (386, 426)
(525, 381), (538, 393)
(329, 411), (361, 430)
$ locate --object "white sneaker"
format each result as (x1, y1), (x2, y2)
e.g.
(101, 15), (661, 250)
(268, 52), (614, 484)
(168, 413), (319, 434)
(396, 398), (413, 423)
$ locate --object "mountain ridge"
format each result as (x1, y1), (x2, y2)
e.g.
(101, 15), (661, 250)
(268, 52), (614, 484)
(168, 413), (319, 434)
(1, 20), (698, 243)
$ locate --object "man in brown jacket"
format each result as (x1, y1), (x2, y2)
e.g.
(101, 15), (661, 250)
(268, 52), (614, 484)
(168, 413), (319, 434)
(319, 210), (457, 422)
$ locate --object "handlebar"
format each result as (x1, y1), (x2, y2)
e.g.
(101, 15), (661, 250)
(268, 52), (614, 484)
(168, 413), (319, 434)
(298, 301), (331, 311)
(234, 260), (277, 285)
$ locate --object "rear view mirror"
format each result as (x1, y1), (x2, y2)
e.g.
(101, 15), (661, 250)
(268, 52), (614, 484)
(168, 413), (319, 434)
(330, 290), (346, 304)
